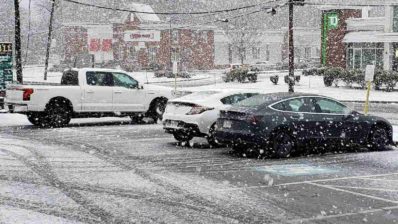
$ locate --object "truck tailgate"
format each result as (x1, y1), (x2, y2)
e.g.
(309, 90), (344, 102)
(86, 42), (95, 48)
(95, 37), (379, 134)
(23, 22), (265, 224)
(6, 89), (24, 103)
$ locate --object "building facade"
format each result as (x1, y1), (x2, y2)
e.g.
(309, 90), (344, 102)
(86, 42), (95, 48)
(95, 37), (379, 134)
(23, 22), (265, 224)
(321, 3), (398, 71)
(214, 28), (321, 67)
(58, 3), (215, 71)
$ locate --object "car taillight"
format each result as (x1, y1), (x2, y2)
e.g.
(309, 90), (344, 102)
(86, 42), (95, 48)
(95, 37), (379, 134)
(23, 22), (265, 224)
(22, 88), (34, 101)
(186, 105), (214, 115)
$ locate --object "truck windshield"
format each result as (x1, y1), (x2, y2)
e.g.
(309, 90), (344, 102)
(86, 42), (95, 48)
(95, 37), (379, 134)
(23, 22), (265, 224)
(61, 70), (79, 86)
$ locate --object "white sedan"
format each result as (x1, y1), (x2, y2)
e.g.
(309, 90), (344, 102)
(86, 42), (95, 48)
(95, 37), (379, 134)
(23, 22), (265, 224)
(162, 90), (259, 146)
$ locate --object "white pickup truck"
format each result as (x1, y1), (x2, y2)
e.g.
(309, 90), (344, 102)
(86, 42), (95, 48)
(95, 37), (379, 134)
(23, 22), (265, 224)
(5, 68), (179, 127)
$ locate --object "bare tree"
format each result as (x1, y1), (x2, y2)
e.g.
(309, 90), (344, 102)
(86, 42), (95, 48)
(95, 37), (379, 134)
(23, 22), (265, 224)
(223, 16), (262, 65)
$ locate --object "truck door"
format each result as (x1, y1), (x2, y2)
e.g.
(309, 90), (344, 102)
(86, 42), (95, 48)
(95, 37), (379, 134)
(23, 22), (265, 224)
(83, 71), (114, 112)
(112, 73), (146, 112)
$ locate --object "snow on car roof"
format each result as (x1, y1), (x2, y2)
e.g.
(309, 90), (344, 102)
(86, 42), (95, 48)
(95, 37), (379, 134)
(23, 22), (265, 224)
(170, 89), (260, 105)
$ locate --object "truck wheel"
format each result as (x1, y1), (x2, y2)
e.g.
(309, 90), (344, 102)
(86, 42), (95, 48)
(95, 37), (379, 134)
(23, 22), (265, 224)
(130, 114), (144, 124)
(45, 99), (72, 127)
(149, 98), (167, 123)
(27, 112), (44, 126)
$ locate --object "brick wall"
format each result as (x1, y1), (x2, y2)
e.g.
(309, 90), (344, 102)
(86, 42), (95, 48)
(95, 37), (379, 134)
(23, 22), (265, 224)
(322, 9), (361, 68)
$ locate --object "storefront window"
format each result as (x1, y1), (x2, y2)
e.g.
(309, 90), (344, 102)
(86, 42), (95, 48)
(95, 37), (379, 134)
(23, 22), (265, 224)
(393, 6), (398, 32)
(346, 43), (383, 70)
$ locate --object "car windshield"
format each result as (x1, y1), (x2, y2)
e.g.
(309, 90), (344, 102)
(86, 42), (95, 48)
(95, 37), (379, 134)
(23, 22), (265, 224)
(234, 94), (276, 107)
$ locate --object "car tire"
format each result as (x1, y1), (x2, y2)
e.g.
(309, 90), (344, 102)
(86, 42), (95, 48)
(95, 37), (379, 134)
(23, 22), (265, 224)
(368, 126), (389, 151)
(173, 132), (193, 142)
(232, 144), (246, 154)
(149, 99), (167, 123)
(45, 100), (72, 127)
(207, 124), (223, 148)
(272, 130), (295, 158)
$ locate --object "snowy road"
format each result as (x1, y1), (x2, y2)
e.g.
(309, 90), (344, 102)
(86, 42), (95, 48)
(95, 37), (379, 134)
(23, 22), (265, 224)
(0, 120), (397, 223)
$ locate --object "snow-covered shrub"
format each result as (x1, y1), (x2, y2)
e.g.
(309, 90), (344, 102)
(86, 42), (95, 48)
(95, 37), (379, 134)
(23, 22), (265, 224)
(270, 75), (279, 85)
(323, 67), (346, 87)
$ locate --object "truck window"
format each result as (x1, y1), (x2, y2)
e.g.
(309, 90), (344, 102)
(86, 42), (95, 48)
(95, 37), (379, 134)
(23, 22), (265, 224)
(113, 73), (138, 89)
(61, 71), (79, 85)
(86, 72), (114, 86)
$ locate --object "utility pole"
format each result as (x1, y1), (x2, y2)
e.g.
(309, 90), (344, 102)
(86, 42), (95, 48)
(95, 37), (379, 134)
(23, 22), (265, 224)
(14, 0), (23, 83)
(44, 0), (56, 81)
(288, 0), (295, 93)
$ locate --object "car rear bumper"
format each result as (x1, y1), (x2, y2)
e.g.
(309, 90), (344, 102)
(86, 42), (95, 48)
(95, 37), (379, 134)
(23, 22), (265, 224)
(163, 120), (207, 137)
(214, 130), (268, 147)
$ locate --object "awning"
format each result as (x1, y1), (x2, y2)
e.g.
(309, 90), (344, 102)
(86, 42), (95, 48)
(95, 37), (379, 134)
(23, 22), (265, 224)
(343, 31), (398, 43)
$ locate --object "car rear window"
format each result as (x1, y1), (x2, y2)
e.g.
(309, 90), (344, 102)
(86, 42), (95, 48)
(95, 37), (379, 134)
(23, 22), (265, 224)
(234, 94), (275, 108)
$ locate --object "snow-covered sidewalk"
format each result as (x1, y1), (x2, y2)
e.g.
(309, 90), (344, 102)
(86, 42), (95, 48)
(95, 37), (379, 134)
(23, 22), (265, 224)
(186, 73), (398, 103)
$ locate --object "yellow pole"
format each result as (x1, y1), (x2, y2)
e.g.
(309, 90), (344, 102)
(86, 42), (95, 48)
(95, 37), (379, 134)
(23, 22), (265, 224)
(364, 81), (371, 115)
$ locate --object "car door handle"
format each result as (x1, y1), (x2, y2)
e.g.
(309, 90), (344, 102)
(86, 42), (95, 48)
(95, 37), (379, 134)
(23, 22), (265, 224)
(86, 90), (94, 93)
(114, 91), (122, 94)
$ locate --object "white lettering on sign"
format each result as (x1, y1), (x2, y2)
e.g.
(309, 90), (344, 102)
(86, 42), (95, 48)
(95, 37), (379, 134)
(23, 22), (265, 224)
(124, 30), (161, 42)
(365, 65), (375, 82)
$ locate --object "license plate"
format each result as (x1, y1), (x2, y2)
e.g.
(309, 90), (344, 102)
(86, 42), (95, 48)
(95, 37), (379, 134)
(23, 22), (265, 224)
(223, 120), (232, 128)
(165, 120), (180, 128)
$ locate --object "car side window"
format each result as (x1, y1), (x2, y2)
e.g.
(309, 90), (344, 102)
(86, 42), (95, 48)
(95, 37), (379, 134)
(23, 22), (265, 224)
(272, 98), (304, 112)
(113, 73), (138, 89)
(316, 98), (348, 114)
(221, 93), (258, 105)
(86, 72), (113, 86)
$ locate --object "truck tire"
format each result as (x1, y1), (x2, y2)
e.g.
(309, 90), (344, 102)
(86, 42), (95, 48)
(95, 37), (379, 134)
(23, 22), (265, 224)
(45, 99), (72, 127)
(148, 98), (167, 123)
(27, 112), (44, 126)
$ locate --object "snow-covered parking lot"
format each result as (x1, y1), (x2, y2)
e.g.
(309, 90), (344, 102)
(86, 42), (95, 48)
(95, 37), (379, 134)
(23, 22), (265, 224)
(0, 119), (398, 223)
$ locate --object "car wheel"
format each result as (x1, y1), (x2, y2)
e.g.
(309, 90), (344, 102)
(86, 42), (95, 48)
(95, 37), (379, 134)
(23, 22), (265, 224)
(45, 100), (72, 127)
(272, 130), (295, 158)
(207, 124), (223, 148)
(369, 126), (389, 151)
(150, 99), (167, 123)
(232, 144), (246, 154)
(173, 132), (193, 142)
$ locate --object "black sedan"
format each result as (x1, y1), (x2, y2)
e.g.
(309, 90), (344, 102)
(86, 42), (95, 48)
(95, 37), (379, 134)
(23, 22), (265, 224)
(215, 93), (394, 158)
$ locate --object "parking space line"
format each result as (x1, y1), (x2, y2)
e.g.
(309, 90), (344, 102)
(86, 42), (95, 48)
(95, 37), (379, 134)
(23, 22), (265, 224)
(323, 184), (398, 192)
(216, 172), (398, 191)
(308, 182), (398, 204)
(286, 205), (398, 224)
(356, 177), (398, 182)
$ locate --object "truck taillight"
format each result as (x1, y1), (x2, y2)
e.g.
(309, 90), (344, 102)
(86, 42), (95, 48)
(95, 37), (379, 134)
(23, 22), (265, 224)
(22, 88), (34, 101)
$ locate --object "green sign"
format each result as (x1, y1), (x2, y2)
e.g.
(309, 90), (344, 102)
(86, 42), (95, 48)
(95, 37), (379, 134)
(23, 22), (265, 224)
(322, 12), (340, 65)
(0, 42), (13, 89)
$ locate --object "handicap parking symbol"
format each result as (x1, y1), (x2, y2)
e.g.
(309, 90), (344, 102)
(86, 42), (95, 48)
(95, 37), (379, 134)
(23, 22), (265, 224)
(253, 164), (339, 176)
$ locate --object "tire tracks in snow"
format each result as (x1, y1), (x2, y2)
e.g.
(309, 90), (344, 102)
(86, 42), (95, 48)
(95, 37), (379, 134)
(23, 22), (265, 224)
(0, 147), (129, 224)
(48, 138), (279, 223)
(1, 132), (281, 223)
